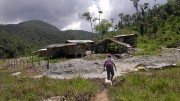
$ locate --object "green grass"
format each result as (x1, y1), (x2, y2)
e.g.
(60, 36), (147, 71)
(27, 56), (69, 63)
(109, 67), (180, 101)
(0, 59), (6, 65)
(0, 70), (99, 101)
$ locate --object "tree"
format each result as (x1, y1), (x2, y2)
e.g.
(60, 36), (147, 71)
(95, 19), (112, 35)
(118, 13), (124, 29)
(123, 14), (132, 26)
(130, 0), (140, 12)
(82, 12), (94, 39)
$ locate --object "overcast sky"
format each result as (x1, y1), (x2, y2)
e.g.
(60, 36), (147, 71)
(0, 0), (167, 32)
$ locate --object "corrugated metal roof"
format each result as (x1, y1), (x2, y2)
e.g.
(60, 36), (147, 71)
(67, 40), (93, 43)
(96, 38), (131, 47)
(114, 34), (137, 38)
(47, 43), (77, 48)
(37, 48), (47, 51)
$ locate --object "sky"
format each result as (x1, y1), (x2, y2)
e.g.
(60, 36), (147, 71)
(0, 0), (167, 32)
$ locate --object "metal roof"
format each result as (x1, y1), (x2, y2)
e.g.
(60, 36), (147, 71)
(114, 34), (137, 38)
(47, 43), (77, 48)
(67, 40), (93, 43)
(37, 48), (47, 52)
(96, 38), (131, 48)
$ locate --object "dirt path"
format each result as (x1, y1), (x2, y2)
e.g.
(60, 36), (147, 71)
(91, 89), (109, 101)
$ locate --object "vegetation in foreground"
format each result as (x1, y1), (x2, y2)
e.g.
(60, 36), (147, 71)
(0, 69), (99, 101)
(109, 67), (180, 101)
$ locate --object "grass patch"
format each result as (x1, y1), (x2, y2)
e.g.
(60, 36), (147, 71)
(0, 59), (6, 65)
(109, 67), (180, 101)
(27, 56), (69, 63)
(0, 70), (99, 101)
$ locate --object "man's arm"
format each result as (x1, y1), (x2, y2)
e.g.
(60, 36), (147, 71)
(103, 62), (106, 71)
(113, 63), (117, 71)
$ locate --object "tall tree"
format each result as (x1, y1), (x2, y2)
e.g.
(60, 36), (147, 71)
(82, 12), (94, 39)
(95, 19), (112, 35)
(130, 0), (140, 12)
(123, 14), (132, 26)
(118, 13), (124, 29)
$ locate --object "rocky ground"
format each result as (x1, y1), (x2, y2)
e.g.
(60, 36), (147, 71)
(44, 49), (180, 79)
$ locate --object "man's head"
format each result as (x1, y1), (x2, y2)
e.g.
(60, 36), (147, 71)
(107, 54), (112, 58)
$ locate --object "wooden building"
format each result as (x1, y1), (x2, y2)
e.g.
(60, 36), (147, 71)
(94, 38), (130, 54)
(114, 34), (137, 48)
(34, 40), (93, 58)
(46, 43), (86, 58)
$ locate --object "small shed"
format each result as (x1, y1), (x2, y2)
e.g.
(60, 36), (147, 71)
(114, 34), (137, 48)
(94, 38), (130, 54)
(46, 43), (85, 58)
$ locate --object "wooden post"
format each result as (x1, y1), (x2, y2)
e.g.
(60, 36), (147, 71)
(27, 59), (28, 67)
(20, 59), (21, 66)
(10, 60), (12, 66)
(38, 56), (40, 65)
(13, 60), (15, 67)
(23, 60), (25, 67)
(16, 60), (18, 67)
(7, 60), (10, 66)
(47, 57), (50, 69)
(32, 55), (34, 68)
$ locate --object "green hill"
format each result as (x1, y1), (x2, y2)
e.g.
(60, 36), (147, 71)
(0, 20), (93, 58)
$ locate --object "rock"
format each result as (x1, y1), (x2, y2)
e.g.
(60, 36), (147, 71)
(11, 72), (21, 76)
(44, 96), (66, 101)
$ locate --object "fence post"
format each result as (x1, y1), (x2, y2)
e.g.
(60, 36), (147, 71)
(38, 56), (40, 65)
(27, 59), (28, 67)
(13, 60), (15, 67)
(47, 57), (50, 69)
(20, 59), (22, 66)
(23, 60), (25, 67)
(16, 60), (18, 67)
(32, 55), (34, 68)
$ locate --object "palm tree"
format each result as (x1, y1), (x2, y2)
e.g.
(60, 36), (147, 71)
(82, 12), (94, 39)
(130, 0), (140, 12)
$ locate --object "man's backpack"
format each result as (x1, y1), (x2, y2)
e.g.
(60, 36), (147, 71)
(105, 59), (113, 67)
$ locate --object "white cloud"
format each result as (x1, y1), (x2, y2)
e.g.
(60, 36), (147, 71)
(62, 21), (81, 31)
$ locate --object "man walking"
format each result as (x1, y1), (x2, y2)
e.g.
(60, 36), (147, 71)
(103, 54), (117, 81)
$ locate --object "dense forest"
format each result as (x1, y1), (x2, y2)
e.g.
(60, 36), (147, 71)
(0, 20), (93, 58)
(94, 0), (179, 54)
(121, 0), (180, 51)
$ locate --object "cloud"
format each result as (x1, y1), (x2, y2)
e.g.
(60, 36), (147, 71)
(0, 0), (167, 31)
(62, 21), (81, 30)
(0, 0), (91, 30)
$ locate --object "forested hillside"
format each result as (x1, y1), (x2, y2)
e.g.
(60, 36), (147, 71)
(0, 20), (93, 58)
(96, 0), (179, 54)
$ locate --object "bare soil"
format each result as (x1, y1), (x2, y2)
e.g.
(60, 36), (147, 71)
(91, 89), (109, 101)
